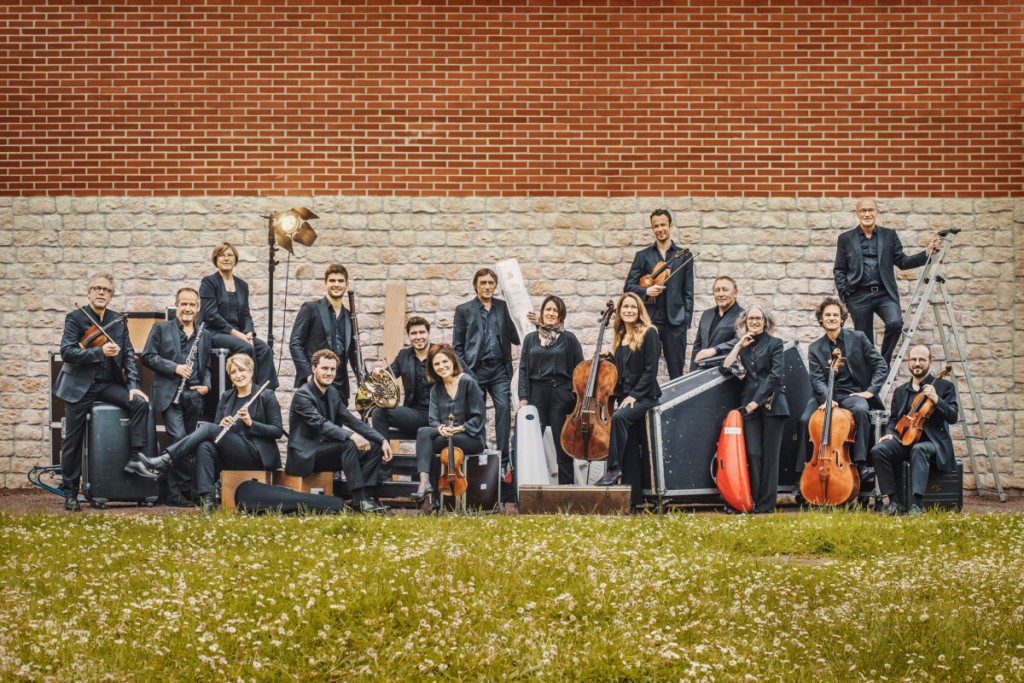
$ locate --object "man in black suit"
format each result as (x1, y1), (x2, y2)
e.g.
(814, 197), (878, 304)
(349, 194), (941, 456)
(54, 274), (157, 511)
(871, 345), (958, 515)
(140, 287), (212, 506)
(803, 296), (888, 483)
(289, 264), (361, 406)
(625, 209), (694, 379)
(833, 198), (939, 366)
(453, 268), (520, 465)
(690, 275), (743, 371)
(285, 349), (391, 513)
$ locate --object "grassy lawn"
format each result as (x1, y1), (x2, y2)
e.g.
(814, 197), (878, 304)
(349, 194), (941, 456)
(1, 510), (1022, 682)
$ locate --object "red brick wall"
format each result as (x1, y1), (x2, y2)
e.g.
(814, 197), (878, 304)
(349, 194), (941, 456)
(2, 1), (1021, 196)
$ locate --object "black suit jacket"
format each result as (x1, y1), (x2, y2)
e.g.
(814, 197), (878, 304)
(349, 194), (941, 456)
(140, 320), (213, 412)
(388, 346), (428, 408)
(214, 387), (283, 470)
(288, 297), (360, 399)
(691, 302), (744, 365)
(728, 334), (790, 417)
(624, 242), (694, 329)
(199, 272), (255, 335)
(54, 307), (140, 403)
(885, 375), (958, 472)
(285, 381), (385, 477)
(452, 297), (520, 378)
(833, 226), (928, 303)
(808, 329), (888, 405)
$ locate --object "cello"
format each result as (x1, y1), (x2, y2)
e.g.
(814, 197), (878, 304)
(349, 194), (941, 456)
(436, 413), (468, 498)
(560, 301), (617, 461)
(800, 348), (860, 505)
(638, 248), (692, 303)
(894, 365), (953, 446)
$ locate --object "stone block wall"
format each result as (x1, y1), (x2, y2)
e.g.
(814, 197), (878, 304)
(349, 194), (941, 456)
(1, 196), (1020, 492)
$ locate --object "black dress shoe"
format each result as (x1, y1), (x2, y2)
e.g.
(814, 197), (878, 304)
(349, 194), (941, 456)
(64, 495), (81, 512)
(595, 468), (622, 486)
(410, 486), (433, 503)
(164, 496), (194, 508)
(199, 493), (217, 514)
(124, 459), (160, 479)
(358, 499), (388, 514)
(883, 501), (902, 516)
(857, 464), (876, 485)
(907, 503), (924, 516)
(138, 451), (171, 471)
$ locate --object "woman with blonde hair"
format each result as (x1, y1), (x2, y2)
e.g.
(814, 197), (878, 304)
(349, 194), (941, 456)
(596, 292), (662, 508)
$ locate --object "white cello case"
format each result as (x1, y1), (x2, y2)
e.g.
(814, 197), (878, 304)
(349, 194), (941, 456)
(515, 405), (550, 492)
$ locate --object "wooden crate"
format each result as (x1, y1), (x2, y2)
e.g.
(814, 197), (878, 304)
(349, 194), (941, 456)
(221, 470), (272, 511)
(272, 470), (334, 496)
(518, 485), (631, 515)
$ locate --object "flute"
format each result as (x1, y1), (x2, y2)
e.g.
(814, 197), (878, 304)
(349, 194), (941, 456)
(213, 380), (270, 444)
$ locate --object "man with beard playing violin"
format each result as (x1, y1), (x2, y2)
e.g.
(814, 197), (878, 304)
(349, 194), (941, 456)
(871, 345), (958, 515)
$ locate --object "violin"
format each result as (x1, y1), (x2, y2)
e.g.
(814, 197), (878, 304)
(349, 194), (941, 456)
(77, 306), (128, 349)
(561, 301), (617, 461)
(638, 248), (692, 303)
(436, 413), (468, 498)
(895, 365), (953, 446)
(800, 349), (860, 506)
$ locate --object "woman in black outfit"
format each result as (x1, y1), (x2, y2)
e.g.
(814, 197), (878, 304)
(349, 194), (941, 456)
(143, 354), (283, 511)
(720, 305), (789, 513)
(199, 242), (279, 389)
(516, 295), (585, 485)
(596, 292), (662, 507)
(412, 344), (487, 504)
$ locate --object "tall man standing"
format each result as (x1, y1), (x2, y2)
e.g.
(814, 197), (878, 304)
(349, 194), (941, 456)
(54, 274), (157, 511)
(871, 345), (958, 515)
(833, 198), (939, 366)
(690, 275), (743, 370)
(453, 268), (520, 468)
(290, 264), (361, 406)
(625, 209), (694, 379)
(285, 350), (391, 513)
(140, 287), (212, 506)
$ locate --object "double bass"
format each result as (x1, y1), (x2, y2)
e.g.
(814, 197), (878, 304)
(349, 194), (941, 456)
(894, 365), (953, 446)
(800, 349), (860, 505)
(436, 413), (468, 498)
(561, 301), (617, 461)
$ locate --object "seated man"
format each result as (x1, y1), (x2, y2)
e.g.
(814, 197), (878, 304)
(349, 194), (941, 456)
(803, 296), (888, 485)
(690, 275), (743, 371)
(871, 345), (958, 515)
(285, 349), (392, 513)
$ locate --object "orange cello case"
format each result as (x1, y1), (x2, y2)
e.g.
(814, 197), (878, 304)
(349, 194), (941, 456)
(714, 409), (753, 513)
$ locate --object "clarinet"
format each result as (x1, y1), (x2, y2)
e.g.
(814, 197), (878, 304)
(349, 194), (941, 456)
(213, 380), (270, 444)
(172, 322), (205, 406)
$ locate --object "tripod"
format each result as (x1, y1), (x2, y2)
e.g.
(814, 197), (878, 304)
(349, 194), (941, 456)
(878, 228), (1005, 501)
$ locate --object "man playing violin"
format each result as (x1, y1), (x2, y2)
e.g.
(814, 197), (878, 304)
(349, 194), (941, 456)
(871, 345), (958, 515)
(803, 296), (887, 486)
(54, 274), (157, 511)
(625, 209), (694, 380)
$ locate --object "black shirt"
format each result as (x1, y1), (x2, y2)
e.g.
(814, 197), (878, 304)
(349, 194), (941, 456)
(410, 356), (431, 413)
(859, 231), (881, 287)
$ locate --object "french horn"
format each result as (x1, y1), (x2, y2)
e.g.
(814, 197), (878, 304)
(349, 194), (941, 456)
(355, 363), (403, 420)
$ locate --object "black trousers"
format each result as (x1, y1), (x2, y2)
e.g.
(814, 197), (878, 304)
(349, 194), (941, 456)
(160, 390), (204, 502)
(654, 322), (686, 380)
(872, 438), (938, 501)
(372, 406), (429, 483)
(473, 362), (512, 462)
(845, 288), (903, 367)
(799, 395), (872, 465)
(209, 332), (279, 390)
(743, 411), (787, 513)
(415, 427), (485, 493)
(60, 382), (150, 496)
(606, 397), (657, 506)
(311, 440), (384, 495)
(526, 379), (576, 485)
(194, 432), (265, 497)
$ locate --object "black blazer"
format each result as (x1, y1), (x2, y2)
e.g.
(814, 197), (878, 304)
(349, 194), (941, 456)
(54, 307), (140, 403)
(288, 297), (360, 398)
(199, 272), (255, 335)
(140, 320), (213, 412)
(624, 242), (694, 329)
(833, 226), (928, 303)
(690, 302), (744, 365)
(388, 346), (427, 408)
(885, 376), (959, 472)
(721, 334), (790, 417)
(517, 330), (585, 400)
(614, 327), (662, 402)
(808, 329), (888, 405)
(285, 381), (385, 477)
(452, 297), (520, 378)
(214, 387), (283, 470)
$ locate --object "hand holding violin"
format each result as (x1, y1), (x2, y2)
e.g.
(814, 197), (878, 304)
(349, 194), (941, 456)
(645, 283), (666, 299)
(101, 341), (120, 357)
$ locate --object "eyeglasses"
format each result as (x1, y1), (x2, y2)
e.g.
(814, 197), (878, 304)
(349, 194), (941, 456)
(90, 286), (113, 294)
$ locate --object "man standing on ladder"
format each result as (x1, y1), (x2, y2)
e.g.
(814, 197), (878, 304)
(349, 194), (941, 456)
(833, 198), (940, 367)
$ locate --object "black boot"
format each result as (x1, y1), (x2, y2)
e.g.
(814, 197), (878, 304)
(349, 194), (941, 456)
(64, 494), (81, 512)
(595, 468), (622, 486)
(138, 450), (171, 471)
